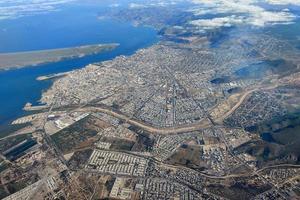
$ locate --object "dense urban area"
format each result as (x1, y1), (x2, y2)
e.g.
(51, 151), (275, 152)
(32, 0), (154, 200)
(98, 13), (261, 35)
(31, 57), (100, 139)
(1, 0), (300, 199)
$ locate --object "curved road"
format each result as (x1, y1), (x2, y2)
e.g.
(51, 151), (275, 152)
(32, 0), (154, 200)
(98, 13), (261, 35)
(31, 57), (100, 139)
(77, 106), (212, 134)
(73, 87), (262, 135)
(72, 87), (255, 135)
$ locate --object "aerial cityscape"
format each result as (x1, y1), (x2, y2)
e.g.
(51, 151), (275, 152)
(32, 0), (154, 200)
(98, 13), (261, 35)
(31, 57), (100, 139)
(0, 0), (300, 199)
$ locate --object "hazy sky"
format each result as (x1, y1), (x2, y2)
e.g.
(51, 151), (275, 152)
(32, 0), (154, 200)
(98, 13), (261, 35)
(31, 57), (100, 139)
(0, 0), (299, 32)
(0, 0), (75, 20)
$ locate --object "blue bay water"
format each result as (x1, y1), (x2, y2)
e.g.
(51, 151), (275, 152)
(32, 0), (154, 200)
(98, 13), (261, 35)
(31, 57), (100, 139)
(0, 2), (158, 131)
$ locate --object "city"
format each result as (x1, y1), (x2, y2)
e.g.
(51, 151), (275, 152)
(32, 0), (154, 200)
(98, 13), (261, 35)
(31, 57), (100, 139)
(0, 0), (300, 200)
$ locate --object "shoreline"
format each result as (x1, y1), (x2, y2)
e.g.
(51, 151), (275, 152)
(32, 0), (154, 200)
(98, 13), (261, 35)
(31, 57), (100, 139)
(0, 41), (158, 135)
(36, 72), (69, 81)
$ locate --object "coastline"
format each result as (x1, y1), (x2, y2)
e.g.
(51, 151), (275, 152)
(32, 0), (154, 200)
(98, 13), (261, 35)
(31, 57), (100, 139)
(0, 7), (158, 135)
(0, 37), (158, 136)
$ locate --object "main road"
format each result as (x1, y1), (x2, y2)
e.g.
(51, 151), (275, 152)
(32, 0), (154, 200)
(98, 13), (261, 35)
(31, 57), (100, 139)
(76, 106), (212, 134)
(40, 83), (276, 136)
(72, 86), (262, 135)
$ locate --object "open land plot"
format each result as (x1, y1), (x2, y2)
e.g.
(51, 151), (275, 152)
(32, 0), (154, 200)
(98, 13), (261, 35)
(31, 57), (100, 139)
(50, 114), (110, 154)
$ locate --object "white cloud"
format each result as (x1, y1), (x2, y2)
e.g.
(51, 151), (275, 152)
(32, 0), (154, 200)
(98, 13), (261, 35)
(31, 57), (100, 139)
(128, 0), (184, 9)
(109, 3), (120, 8)
(190, 15), (245, 30)
(190, 0), (298, 31)
(265, 0), (300, 5)
(129, 3), (147, 9)
(0, 0), (75, 20)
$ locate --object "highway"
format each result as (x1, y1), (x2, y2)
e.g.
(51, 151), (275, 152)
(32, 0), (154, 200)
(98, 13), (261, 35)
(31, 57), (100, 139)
(70, 87), (259, 135)
(63, 84), (277, 135)
(76, 106), (212, 134)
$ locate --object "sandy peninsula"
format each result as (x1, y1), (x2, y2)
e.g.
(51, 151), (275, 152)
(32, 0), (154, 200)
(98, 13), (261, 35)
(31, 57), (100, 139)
(0, 43), (119, 70)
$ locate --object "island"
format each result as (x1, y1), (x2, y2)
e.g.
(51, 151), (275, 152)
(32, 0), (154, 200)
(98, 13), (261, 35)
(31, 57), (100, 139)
(0, 43), (119, 70)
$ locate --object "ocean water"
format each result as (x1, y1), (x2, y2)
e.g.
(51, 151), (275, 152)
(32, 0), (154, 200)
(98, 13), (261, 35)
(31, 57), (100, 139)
(0, 2), (158, 131)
